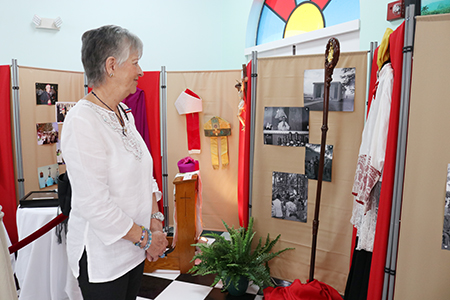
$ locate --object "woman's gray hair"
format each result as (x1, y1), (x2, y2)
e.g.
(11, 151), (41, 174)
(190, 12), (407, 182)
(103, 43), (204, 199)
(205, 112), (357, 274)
(81, 25), (143, 87)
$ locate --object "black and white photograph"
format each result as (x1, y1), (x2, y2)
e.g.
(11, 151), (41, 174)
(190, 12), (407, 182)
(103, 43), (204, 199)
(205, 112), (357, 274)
(442, 163), (450, 250)
(305, 143), (334, 182)
(271, 171), (308, 223)
(37, 163), (59, 189)
(56, 102), (76, 123)
(36, 82), (58, 105)
(263, 107), (309, 147)
(303, 67), (355, 112)
(36, 122), (59, 145)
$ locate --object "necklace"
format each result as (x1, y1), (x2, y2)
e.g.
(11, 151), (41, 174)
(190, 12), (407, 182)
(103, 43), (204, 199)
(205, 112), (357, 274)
(91, 91), (127, 136)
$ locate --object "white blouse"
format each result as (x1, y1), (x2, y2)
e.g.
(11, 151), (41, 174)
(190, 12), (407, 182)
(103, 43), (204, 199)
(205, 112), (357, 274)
(61, 99), (160, 282)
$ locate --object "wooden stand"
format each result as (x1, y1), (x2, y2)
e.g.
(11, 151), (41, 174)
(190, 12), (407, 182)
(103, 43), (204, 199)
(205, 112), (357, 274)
(144, 174), (198, 274)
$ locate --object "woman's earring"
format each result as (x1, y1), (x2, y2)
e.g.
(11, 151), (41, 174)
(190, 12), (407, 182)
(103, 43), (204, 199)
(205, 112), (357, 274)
(109, 73), (114, 77)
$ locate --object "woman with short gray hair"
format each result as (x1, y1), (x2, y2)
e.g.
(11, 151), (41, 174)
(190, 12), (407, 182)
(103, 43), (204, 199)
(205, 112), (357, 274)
(61, 25), (168, 300)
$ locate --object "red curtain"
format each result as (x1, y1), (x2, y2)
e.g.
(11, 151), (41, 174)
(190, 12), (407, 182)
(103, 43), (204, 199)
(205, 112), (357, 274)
(237, 62), (252, 228)
(367, 21), (405, 300)
(137, 72), (163, 212)
(0, 65), (18, 244)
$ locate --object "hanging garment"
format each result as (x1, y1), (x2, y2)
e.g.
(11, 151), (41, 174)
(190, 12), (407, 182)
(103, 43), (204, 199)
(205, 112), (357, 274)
(175, 89), (203, 154)
(346, 23), (405, 300)
(352, 63), (393, 213)
(137, 71), (164, 214)
(351, 62), (394, 251)
(204, 117), (231, 169)
(122, 87), (151, 151)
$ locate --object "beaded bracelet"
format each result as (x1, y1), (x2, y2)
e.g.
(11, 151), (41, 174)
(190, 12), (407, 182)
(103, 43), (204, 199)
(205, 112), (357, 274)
(134, 226), (146, 248)
(143, 229), (152, 251)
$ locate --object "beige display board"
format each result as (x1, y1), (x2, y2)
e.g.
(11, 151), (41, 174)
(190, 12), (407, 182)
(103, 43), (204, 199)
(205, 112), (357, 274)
(166, 70), (241, 231)
(251, 52), (367, 294)
(14, 67), (241, 232)
(394, 14), (450, 299)
(16, 67), (84, 198)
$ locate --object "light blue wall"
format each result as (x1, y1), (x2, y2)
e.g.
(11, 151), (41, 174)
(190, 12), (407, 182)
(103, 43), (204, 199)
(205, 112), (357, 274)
(0, 1), (406, 72)
(359, 0), (404, 50)
(0, 0), (253, 71)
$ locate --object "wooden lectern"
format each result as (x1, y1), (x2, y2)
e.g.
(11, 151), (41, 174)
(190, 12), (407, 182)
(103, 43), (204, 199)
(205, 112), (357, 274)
(143, 174), (198, 274)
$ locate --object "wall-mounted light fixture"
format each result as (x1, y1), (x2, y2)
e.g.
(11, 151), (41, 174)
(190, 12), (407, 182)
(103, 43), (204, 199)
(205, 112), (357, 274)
(32, 14), (62, 30)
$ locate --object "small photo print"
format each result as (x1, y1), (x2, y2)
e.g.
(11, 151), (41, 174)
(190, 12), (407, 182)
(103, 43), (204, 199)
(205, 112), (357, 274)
(271, 171), (308, 223)
(303, 68), (355, 112)
(442, 164), (450, 250)
(36, 122), (59, 145)
(305, 143), (334, 182)
(56, 102), (76, 123)
(56, 139), (64, 165)
(36, 82), (58, 105)
(37, 163), (59, 189)
(263, 107), (309, 147)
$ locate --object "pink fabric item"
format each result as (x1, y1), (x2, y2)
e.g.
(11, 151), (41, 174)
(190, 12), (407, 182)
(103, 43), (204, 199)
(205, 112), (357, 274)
(177, 157), (199, 173)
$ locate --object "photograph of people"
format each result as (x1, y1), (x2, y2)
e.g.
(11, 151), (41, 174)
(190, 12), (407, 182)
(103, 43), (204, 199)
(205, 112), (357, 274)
(36, 122), (59, 145)
(37, 164), (59, 189)
(271, 171), (308, 223)
(61, 25), (168, 300)
(36, 83), (58, 105)
(275, 108), (290, 131)
(56, 102), (76, 123)
(263, 107), (309, 147)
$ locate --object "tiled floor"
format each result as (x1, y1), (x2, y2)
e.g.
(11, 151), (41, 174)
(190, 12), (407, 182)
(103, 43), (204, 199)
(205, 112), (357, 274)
(137, 270), (264, 300)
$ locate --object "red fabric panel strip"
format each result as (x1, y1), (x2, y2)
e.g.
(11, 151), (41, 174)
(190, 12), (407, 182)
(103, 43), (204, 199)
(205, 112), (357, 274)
(0, 65), (18, 245)
(237, 62), (252, 228)
(137, 72), (164, 213)
(367, 21), (405, 300)
(186, 112), (201, 152)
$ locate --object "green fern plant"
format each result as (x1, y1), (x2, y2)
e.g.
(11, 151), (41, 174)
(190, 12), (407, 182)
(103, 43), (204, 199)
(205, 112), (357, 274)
(189, 217), (294, 291)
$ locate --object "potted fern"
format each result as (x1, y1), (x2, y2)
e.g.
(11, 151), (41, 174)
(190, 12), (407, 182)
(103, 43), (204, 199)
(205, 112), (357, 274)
(189, 217), (293, 296)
